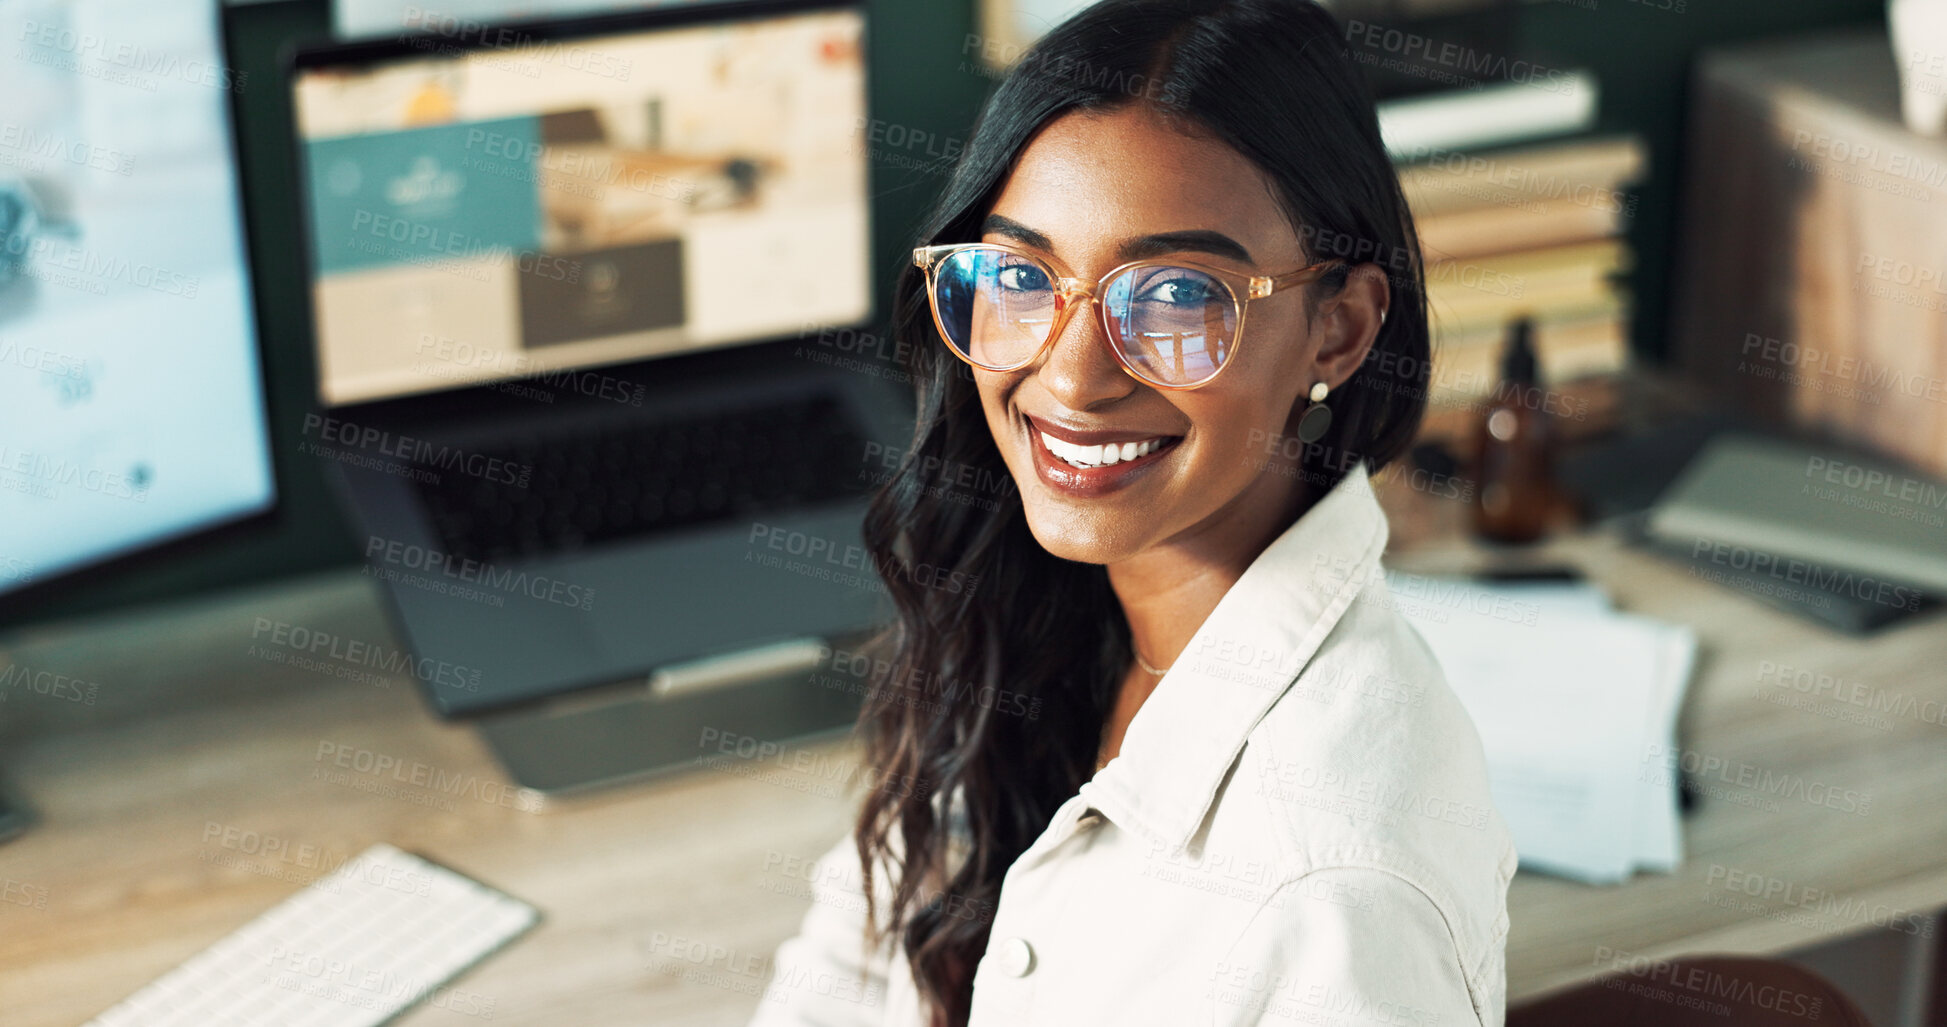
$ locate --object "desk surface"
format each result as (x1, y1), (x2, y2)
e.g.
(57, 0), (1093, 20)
(3, 515), (1945, 1026)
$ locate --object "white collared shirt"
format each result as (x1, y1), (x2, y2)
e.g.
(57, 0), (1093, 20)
(751, 464), (1518, 1026)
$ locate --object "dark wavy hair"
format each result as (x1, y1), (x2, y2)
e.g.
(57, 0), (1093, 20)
(851, 2), (1430, 1023)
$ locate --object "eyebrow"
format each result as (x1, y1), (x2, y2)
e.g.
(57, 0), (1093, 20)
(980, 213), (1255, 265)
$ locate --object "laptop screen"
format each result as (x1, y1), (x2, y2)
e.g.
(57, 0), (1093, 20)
(292, 3), (870, 407)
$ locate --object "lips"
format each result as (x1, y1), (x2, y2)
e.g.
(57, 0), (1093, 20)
(1040, 432), (1169, 468)
(1023, 413), (1181, 497)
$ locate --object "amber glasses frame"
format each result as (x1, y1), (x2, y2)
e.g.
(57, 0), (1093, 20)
(911, 240), (1342, 390)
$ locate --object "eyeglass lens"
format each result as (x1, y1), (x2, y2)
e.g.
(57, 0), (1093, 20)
(931, 247), (1239, 386)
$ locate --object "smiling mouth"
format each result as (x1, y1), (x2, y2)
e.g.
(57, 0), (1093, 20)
(1020, 414), (1185, 493)
(1036, 430), (1175, 469)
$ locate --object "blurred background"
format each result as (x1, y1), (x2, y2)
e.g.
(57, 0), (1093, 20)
(4, 0), (1945, 1024)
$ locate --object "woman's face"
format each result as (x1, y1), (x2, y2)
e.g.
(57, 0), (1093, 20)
(972, 104), (1381, 567)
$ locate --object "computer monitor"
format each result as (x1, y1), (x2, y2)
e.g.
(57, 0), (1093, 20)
(0, 0), (276, 603)
(290, 0), (871, 408)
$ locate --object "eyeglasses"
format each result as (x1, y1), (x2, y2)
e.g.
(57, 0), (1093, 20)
(912, 241), (1341, 390)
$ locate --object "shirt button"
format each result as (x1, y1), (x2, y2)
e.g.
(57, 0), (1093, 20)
(995, 937), (1035, 977)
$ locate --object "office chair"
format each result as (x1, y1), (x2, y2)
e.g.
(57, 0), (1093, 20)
(1507, 955), (1874, 1027)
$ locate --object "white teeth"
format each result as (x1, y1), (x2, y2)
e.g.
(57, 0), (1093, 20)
(1039, 430), (1168, 469)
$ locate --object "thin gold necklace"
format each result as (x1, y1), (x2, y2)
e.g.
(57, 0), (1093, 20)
(1099, 651), (1170, 771)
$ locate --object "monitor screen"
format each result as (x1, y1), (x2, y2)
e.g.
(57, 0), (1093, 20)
(292, 4), (871, 408)
(0, 0), (275, 597)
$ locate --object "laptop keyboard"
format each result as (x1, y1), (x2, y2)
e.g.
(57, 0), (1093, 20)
(412, 393), (873, 563)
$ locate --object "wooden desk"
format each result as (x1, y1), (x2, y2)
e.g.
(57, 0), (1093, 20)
(1384, 524), (1947, 1003)
(2, 518), (1945, 1025)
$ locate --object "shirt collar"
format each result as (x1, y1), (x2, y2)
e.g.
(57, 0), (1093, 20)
(1079, 462), (1390, 854)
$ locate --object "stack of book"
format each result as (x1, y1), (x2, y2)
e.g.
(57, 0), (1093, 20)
(1643, 433), (1947, 634)
(1396, 133), (1647, 414)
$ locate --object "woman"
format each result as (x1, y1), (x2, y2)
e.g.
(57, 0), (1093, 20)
(753, 1), (1516, 1024)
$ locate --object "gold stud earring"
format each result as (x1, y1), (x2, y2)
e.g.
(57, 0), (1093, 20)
(1297, 381), (1332, 443)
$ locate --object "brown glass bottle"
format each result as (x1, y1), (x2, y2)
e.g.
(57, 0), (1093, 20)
(1473, 317), (1553, 544)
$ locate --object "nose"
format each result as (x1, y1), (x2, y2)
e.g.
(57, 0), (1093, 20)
(1031, 282), (1138, 409)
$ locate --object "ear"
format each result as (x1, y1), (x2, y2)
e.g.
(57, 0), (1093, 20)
(1307, 263), (1390, 391)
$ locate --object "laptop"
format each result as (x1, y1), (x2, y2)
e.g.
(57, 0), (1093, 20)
(287, 0), (908, 790)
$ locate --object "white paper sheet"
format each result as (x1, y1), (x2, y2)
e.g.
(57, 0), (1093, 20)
(1387, 573), (1697, 884)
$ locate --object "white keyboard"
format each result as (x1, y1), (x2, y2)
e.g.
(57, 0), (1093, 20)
(85, 843), (539, 1027)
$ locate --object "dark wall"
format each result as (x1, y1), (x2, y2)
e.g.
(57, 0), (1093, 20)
(16, 0), (1886, 625)
(1488, 0), (1887, 363)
